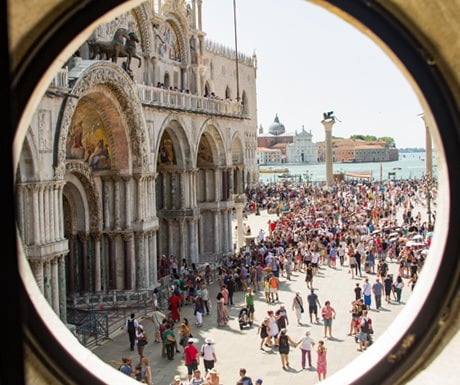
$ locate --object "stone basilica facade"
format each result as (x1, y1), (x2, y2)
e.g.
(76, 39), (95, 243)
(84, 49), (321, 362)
(15, 0), (258, 321)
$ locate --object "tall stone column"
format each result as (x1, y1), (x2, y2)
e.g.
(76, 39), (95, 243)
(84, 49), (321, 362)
(122, 232), (133, 290)
(321, 116), (336, 187)
(93, 233), (102, 292)
(78, 233), (89, 292)
(51, 258), (59, 315)
(58, 255), (67, 321)
(419, 113), (433, 179)
(108, 233), (117, 290)
(235, 195), (245, 251)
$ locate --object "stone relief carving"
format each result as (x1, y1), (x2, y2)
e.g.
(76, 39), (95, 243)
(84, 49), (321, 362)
(38, 110), (52, 153)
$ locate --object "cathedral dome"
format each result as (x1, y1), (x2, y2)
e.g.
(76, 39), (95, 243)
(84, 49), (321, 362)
(268, 114), (285, 136)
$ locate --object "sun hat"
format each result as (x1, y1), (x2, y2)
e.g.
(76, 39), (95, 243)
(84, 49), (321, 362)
(174, 375), (181, 381)
(205, 337), (214, 344)
(208, 368), (218, 374)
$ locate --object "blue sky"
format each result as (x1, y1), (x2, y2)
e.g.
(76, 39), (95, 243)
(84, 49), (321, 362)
(201, 0), (426, 149)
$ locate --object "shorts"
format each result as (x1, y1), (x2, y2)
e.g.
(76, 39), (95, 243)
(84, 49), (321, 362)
(186, 361), (198, 375)
(309, 305), (318, 315)
(323, 318), (332, 327)
(269, 288), (277, 294)
(358, 331), (369, 342)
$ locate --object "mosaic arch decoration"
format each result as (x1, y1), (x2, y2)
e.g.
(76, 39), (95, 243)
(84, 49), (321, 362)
(66, 110), (111, 170)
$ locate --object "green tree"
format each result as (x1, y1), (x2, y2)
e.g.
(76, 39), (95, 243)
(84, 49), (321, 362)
(377, 136), (396, 147)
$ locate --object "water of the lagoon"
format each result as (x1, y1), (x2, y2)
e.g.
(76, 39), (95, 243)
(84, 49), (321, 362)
(258, 151), (436, 184)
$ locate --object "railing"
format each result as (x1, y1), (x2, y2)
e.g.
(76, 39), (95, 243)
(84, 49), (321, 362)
(65, 260), (227, 346)
(49, 64), (246, 118)
(67, 309), (109, 347)
(137, 84), (245, 118)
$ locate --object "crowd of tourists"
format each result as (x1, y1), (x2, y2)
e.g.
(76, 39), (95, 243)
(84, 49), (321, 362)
(110, 177), (436, 384)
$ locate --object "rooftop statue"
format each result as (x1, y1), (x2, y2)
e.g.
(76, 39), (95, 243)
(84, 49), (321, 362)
(323, 111), (335, 121)
(119, 31), (142, 72)
(88, 27), (130, 63)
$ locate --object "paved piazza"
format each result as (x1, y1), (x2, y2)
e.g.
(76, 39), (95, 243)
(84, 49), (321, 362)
(92, 208), (409, 385)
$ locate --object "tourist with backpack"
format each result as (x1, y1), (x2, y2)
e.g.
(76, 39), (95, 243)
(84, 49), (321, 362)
(124, 313), (139, 351)
(357, 310), (373, 351)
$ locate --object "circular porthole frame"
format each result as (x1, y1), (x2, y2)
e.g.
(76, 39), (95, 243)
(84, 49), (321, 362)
(6, 1), (460, 384)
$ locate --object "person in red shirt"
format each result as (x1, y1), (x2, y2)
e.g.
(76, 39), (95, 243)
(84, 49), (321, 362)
(183, 338), (200, 381)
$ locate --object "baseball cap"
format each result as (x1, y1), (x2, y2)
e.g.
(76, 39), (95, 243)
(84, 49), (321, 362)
(174, 375), (181, 381)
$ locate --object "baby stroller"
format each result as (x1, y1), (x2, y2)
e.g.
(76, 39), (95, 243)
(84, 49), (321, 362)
(238, 307), (252, 330)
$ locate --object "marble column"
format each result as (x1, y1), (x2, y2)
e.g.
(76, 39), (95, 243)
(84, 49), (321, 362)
(321, 117), (336, 187)
(135, 232), (146, 289)
(420, 113), (433, 179)
(123, 176), (132, 229)
(113, 176), (121, 230)
(108, 233), (117, 290)
(30, 259), (44, 293)
(79, 233), (89, 292)
(58, 255), (67, 321)
(213, 210), (219, 253)
(67, 234), (76, 293)
(151, 231), (158, 285)
(235, 196), (246, 250)
(51, 258), (59, 315)
(93, 233), (102, 292)
(44, 261), (52, 303)
(122, 232), (133, 290)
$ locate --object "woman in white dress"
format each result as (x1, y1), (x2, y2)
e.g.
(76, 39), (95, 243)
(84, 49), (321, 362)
(266, 310), (279, 347)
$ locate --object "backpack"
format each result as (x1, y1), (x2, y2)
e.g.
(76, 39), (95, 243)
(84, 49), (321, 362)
(127, 318), (136, 334)
(361, 318), (371, 333)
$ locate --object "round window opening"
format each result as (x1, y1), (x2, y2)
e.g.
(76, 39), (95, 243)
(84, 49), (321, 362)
(11, 1), (459, 385)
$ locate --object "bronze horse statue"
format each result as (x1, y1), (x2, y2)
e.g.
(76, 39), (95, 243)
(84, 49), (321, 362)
(88, 28), (130, 62)
(118, 31), (142, 71)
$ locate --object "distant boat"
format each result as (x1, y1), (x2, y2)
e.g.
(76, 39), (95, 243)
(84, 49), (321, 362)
(393, 167), (402, 170)
(259, 166), (290, 174)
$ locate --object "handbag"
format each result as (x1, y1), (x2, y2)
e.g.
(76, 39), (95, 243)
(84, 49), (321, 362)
(138, 338), (148, 346)
(166, 334), (176, 342)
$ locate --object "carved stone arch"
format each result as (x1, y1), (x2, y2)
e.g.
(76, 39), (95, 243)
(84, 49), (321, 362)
(157, 114), (193, 170)
(130, 6), (154, 56)
(196, 118), (226, 167)
(231, 132), (245, 165)
(164, 16), (190, 64)
(64, 165), (102, 233)
(56, 62), (149, 179)
(16, 130), (39, 183)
